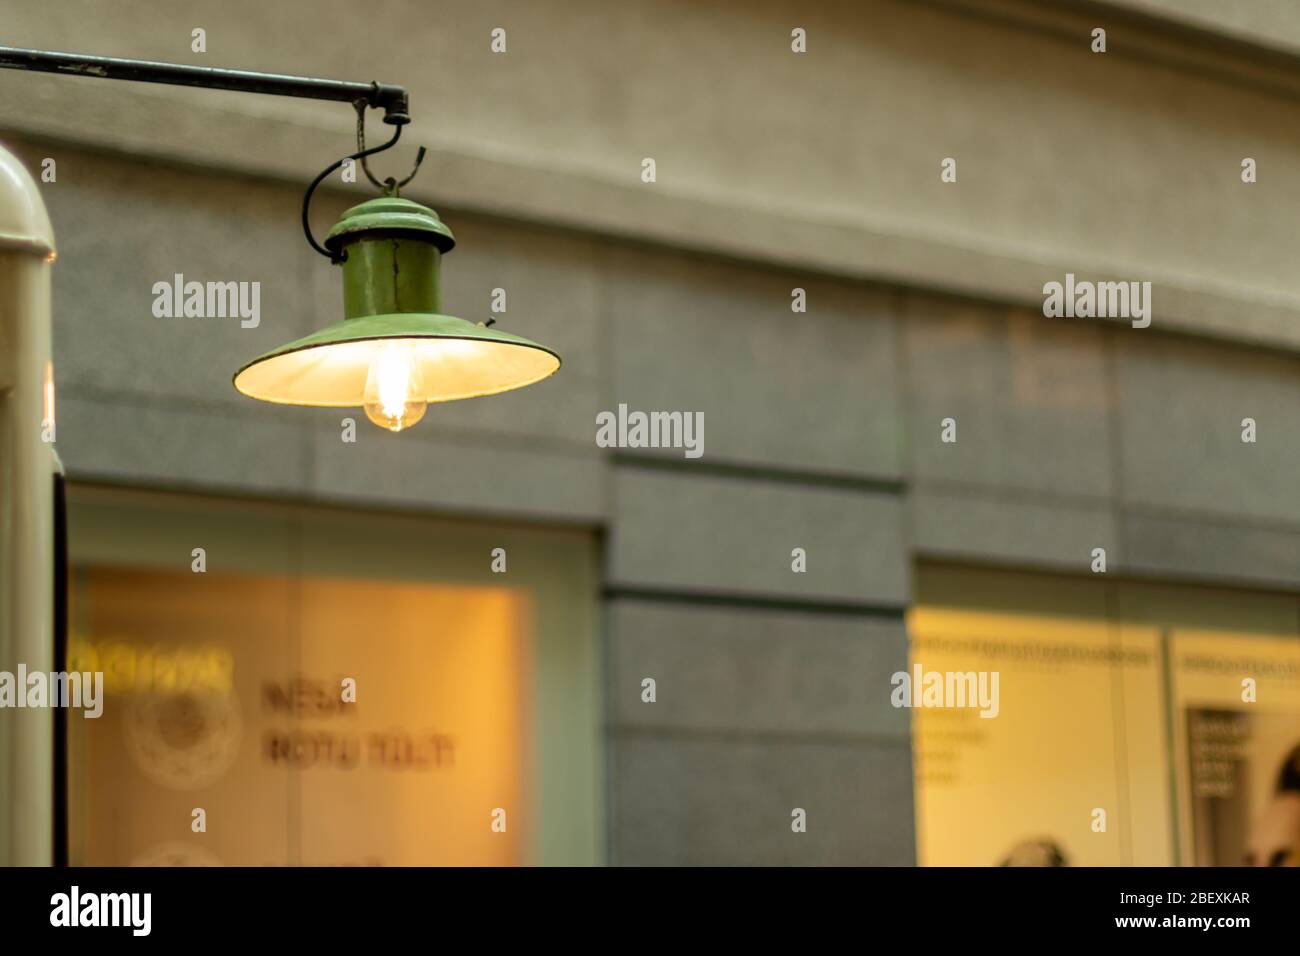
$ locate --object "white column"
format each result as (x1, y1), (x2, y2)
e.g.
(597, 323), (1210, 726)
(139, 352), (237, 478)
(0, 142), (56, 866)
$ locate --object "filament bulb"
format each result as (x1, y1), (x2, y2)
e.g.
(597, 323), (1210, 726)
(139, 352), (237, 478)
(363, 342), (427, 432)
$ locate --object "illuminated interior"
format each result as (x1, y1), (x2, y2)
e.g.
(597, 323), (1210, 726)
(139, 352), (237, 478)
(911, 564), (1300, 867)
(64, 485), (602, 867)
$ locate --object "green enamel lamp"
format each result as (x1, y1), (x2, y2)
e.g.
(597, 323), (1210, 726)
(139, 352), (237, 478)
(234, 195), (560, 432)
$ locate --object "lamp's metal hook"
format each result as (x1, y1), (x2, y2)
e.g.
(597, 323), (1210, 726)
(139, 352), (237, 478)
(356, 100), (388, 191)
(300, 100), (404, 263)
(389, 146), (427, 196)
(357, 101), (426, 196)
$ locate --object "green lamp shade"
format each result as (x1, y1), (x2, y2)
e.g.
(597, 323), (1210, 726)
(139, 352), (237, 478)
(233, 196), (560, 418)
(232, 314), (560, 406)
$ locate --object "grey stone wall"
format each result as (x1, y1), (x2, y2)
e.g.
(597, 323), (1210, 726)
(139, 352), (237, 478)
(4, 0), (1300, 349)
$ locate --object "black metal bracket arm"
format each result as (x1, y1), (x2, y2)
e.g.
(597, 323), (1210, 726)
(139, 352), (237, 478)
(0, 46), (426, 263)
(0, 46), (411, 124)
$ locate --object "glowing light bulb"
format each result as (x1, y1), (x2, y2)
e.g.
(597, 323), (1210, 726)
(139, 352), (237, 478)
(362, 342), (427, 432)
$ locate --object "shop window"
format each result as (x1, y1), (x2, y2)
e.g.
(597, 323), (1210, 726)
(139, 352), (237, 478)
(910, 564), (1300, 867)
(65, 486), (602, 866)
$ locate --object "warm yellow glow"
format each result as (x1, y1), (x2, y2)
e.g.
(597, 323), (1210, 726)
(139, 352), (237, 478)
(71, 566), (528, 865)
(42, 359), (55, 435)
(363, 342), (427, 432)
(908, 605), (1165, 866)
(234, 337), (560, 408)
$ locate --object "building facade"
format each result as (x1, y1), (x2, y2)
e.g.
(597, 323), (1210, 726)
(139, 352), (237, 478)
(1, 0), (1297, 865)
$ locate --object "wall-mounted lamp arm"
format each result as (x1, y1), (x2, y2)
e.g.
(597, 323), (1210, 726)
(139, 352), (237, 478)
(0, 46), (411, 124)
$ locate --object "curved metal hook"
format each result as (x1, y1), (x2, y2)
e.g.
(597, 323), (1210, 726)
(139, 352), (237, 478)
(357, 101), (388, 192)
(301, 111), (403, 263)
(357, 102), (426, 196)
(393, 146), (427, 194)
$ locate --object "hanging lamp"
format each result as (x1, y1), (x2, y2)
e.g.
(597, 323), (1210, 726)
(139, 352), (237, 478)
(233, 193), (560, 432)
(234, 109), (560, 433)
(0, 47), (560, 434)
